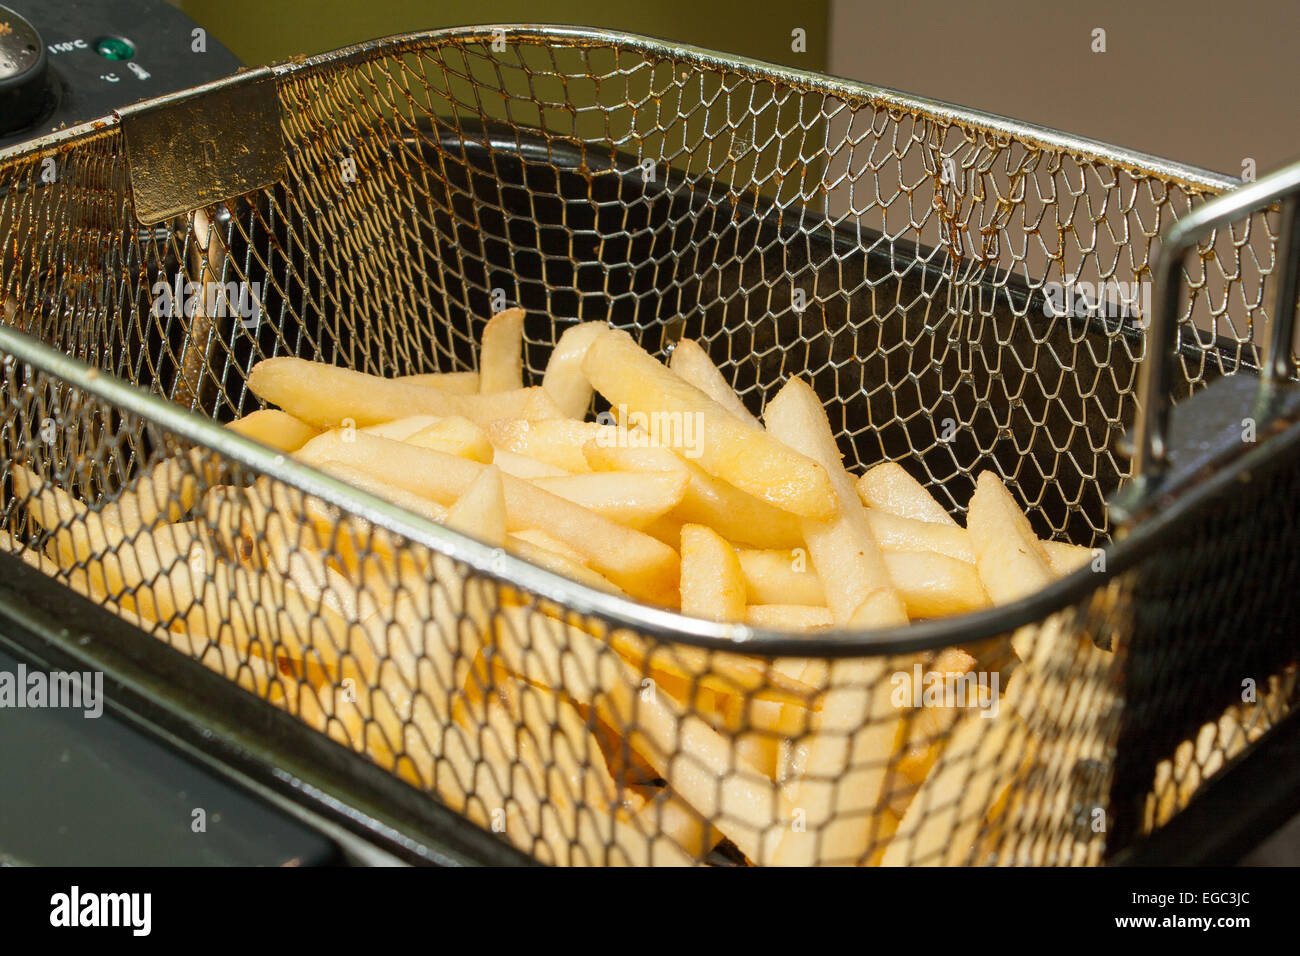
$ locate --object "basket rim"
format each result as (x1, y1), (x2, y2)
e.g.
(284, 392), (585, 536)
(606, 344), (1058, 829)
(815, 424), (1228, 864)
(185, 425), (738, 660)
(0, 22), (1240, 197)
(290, 23), (1241, 195)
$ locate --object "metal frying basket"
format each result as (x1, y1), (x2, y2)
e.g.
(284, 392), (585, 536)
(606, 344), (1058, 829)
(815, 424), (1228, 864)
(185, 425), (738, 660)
(0, 25), (1296, 865)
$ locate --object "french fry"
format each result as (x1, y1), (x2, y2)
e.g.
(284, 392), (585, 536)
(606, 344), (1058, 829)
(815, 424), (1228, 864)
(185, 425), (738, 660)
(508, 528), (587, 567)
(883, 551), (989, 618)
(667, 338), (760, 428)
(362, 414), (443, 441)
(490, 604), (812, 709)
(397, 370), (480, 394)
(506, 535), (626, 595)
(491, 449), (570, 479)
(679, 523), (746, 623)
(488, 418), (610, 473)
(966, 471), (1056, 663)
(446, 465), (507, 547)
(225, 409), (320, 452)
(736, 550), (990, 625)
(1043, 539), (1095, 576)
(882, 679), (1026, 866)
(592, 646), (788, 864)
(310, 461), (449, 524)
(582, 329), (837, 519)
(297, 431), (679, 605)
(764, 378), (905, 625)
(867, 506), (1093, 582)
(762, 376), (908, 865)
(865, 509), (976, 564)
(247, 356), (564, 429)
(530, 471), (689, 531)
(744, 604), (833, 630)
(630, 788), (720, 861)
(249, 357), (461, 427)
(736, 549), (824, 606)
(101, 458), (199, 535)
(856, 462), (957, 526)
(478, 307), (526, 393)
(893, 647), (980, 786)
(542, 321), (606, 418)
(620, 635), (815, 708)
(582, 440), (803, 549)
(406, 416), (494, 464)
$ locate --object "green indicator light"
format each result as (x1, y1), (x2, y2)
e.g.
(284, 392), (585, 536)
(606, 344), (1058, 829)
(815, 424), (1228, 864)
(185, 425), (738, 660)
(94, 37), (134, 61)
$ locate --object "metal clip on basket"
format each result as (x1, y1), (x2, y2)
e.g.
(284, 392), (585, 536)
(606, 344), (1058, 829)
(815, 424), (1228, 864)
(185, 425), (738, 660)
(0, 25), (1296, 865)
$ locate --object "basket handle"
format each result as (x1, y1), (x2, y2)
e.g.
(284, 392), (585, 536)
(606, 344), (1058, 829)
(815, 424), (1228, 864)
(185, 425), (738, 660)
(1129, 159), (1300, 482)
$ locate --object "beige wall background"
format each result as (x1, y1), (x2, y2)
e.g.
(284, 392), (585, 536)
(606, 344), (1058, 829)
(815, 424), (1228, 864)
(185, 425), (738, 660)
(828, 0), (1298, 180)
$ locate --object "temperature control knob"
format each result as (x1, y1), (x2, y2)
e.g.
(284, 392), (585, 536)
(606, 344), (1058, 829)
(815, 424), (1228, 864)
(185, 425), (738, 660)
(0, 5), (52, 136)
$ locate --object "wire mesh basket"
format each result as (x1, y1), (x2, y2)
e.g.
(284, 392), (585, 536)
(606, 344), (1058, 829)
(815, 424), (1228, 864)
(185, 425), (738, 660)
(0, 24), (1297, 865)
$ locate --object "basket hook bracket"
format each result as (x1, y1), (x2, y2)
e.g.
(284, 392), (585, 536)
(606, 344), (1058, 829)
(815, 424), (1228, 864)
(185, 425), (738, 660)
(118, 67), (287, 226)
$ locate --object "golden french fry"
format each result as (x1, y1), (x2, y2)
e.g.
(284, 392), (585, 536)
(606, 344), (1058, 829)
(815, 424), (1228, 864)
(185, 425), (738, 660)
(965, 470), (1053, 596)
(619, 635), (815, 707)
(530, 471), (689, 531)
(882, 684), (1026, 866)
(491, 449), (570, 479)
(744, 604), (834, 630)
(397, 370), (480, 394)
(488, 418), (609, 472)
(478, 307), (526, 393)
(1043, 539), (1095, 576)
(447, 464), (507, 547)
(506, 535), (625, 595)
(406, 416), (494, 463)
(593, 645), (788, 864)
(582, 440), (803, 549)
(856, 462), (957, 526)
(736, 549), (990, 624)
(629, 787), (720, 861)
(892, 647), (979, 787)
(99, 458), (199, 535)
(542, 321), (606, 418)
(667, 338), (760, 428)
(508, 528), (587, 566)
(865, 509), (976, 563)
(764, 378), (904, 625)
(736, 549), (824, 606)
(225, 409), (320, 452)
(679, 523), (746, 623)
(966, 471), (1056, 663)
(311, 461), (450, 525)
(361, 414), (443, 441)
(762, 376), (909, 865)
(490, 604), (812, 708)
(866, 507), (1091, 583)
(884, 550), (989, 618)
(247, 356), (563, 428)
(249, 357), (460, 427)
(582, 329), (837, 519)
(297, 431), (679, 605)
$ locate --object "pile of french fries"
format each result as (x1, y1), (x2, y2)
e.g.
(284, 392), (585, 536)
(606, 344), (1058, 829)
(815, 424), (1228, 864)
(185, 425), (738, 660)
(4, 308), (1284, 865)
